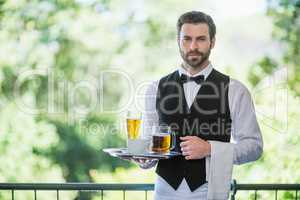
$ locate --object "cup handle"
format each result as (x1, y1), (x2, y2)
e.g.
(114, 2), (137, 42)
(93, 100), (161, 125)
(170, 131), (176, 151)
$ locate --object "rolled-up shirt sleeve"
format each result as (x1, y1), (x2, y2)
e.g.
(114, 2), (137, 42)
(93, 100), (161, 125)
(229, 79), (263, 165)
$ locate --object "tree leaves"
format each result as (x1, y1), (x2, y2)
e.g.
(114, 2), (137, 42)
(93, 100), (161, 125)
(249, 0), (300, 97)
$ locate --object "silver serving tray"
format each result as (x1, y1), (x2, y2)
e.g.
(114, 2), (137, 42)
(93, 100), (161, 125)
(103, 148), (181, 160)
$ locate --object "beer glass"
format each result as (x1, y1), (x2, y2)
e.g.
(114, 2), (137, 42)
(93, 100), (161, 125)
(126, 110), (142, 140)
(151, 125), (176, 153)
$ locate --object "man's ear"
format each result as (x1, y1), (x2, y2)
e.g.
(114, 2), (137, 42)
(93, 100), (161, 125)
(210, 37), (216, 49)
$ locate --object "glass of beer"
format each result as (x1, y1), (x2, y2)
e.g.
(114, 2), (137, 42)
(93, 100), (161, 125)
(126, 110), (142, 140)
(150, 125), (175, 153)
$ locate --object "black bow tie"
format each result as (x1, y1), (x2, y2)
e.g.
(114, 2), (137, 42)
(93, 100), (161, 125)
(180, 74), (205, 84)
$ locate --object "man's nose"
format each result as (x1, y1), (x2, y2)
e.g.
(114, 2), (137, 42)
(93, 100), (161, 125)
(189, 40), (198, 51)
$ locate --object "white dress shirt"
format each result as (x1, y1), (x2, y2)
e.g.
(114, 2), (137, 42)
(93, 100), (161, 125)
(142, 64), (263, 200)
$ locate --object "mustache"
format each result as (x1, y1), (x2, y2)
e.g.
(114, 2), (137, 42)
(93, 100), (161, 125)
(187, 51), (204, 56)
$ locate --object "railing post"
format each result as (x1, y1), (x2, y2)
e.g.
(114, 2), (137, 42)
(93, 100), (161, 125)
(231, 179), (237, 200)
(11, 190), (14, 200)
(34, 189), (37, 200)
(56, 189), (59, 200)
(145, 190), (148, 200)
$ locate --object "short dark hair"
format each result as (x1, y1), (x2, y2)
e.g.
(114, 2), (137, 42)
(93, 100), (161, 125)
(177, 11), (216, 41)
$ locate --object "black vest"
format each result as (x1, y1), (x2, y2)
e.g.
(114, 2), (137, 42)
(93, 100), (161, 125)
(155, 69), (232, 192)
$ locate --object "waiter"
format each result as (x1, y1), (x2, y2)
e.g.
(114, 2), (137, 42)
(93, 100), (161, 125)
(133, 11), (263, 200)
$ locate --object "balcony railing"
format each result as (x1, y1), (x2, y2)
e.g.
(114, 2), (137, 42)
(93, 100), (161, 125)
(0, 180), (299, 200)
(230, 180), (300, 200)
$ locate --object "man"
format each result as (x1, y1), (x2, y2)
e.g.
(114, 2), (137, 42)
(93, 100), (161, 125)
(133, 11), (263, 200)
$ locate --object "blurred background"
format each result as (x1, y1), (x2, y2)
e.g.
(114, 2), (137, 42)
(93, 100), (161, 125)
(0, 0), (299, 199)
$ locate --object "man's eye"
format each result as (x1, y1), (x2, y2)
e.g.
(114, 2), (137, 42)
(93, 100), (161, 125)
(198, 38), (206, 41)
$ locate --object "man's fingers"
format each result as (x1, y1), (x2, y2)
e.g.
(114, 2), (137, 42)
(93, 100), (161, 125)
(139, 159), (147, 163)
(182, 150), (191, 156)
(133, 158), (156, 164)
(180, 136), (194, 141)
(181, 146), (191, 152)
(185, 155), (197, 160)
(180, 141), (189, 147)
(135, 158), (147, 163)
(185, 155), (193, 160)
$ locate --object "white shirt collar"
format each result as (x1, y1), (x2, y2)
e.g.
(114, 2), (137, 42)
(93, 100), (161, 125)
(178, 63), (213, 80)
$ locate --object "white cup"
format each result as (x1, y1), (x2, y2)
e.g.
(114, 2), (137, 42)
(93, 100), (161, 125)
(127, 139), (150, 154)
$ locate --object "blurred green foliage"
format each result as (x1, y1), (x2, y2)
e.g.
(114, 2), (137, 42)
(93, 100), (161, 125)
(0, 0), (136, 199)
(237, 1), (300, 199)
(248, 0), (300, 97)
(0, 0), (299, 199)
(0, 0), (179, 190)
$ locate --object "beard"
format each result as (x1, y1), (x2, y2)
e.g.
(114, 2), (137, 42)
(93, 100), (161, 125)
(180, 48), (211, 68)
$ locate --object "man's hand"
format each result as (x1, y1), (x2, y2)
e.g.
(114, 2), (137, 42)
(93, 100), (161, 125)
(122, 157), (158, 169)
(132, 158), (155, 164)
(180, 136), (211, 160)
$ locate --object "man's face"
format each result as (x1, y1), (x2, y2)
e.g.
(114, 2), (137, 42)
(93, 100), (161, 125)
(178, 23), (215, 68)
